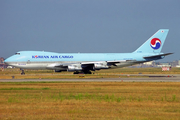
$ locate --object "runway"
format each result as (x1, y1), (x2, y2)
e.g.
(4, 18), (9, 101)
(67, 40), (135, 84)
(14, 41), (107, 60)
(0, 76), (180, 82)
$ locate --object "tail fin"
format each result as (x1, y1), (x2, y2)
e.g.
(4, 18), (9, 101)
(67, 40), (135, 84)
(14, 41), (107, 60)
(133, 29), (169, 53)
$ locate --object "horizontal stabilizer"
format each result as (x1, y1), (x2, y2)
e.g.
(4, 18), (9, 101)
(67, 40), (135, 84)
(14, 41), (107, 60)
(143, 53), (173, 59)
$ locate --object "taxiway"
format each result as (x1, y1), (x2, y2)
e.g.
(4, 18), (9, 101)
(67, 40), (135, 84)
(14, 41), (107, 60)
(0, 76), (179, 82)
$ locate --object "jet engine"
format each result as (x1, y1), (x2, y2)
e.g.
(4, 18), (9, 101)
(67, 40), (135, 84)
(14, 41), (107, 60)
(94, 62), (109, 70)
(68, 64), (82, 71)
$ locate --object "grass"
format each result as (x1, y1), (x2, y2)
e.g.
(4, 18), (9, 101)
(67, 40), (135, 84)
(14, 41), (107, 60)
(0, 82), (180, 119)
(0, 87), (50, 90)
(1, 67), (180, 79)
(0, 68), (180, 119)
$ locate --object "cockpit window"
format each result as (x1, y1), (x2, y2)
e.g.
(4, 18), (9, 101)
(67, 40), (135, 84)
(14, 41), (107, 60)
(15, 53), (20, 55)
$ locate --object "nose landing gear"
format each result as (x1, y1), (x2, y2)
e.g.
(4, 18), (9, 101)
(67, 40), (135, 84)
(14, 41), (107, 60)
(20, 69), (25, 75)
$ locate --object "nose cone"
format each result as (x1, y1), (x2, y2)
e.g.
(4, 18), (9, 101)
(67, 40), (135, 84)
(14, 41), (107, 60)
(4, 55), (20, 65)
(4, 58), (8, 63)
(4, 57), (12, 65)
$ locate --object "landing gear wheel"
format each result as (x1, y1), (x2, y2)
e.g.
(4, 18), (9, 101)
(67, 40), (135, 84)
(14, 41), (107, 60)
(83, 70), (92, 74)
(21, 69), (25, 75)
(73, 71), (79, 74)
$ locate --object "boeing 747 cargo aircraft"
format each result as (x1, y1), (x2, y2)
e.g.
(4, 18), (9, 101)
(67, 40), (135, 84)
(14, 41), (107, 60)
(5, 29), (172, 74)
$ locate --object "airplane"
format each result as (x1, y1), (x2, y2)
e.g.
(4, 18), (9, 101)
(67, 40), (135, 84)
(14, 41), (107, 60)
(4, 29), (173, 74)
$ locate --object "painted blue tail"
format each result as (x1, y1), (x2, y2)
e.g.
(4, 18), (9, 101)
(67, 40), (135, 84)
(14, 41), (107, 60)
(134, 29), (169, 53)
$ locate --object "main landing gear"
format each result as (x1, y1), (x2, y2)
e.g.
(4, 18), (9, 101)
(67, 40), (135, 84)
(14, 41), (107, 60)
(83, 70), (92, 74)
(73, 70), (92, 74)
(20, 69), (25, 75)
(73, 71), (80, 74)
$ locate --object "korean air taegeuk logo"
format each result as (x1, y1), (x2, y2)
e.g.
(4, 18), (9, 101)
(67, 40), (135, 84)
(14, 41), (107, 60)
(150, 38), (161, 50)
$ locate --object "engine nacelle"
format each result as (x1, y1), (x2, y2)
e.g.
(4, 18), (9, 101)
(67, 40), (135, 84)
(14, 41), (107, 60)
(68, 64), (82, 71)
(94, 62), (109, 70)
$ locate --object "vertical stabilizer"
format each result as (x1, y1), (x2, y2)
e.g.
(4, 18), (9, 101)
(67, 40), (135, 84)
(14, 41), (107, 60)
(134, 29), (169, 53)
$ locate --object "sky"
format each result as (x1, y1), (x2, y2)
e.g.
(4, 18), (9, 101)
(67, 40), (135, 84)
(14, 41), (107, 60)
(0, 0), (180, 62)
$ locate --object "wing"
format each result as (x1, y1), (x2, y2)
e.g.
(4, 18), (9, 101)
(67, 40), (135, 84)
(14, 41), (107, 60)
(46, 60), (137, 71)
